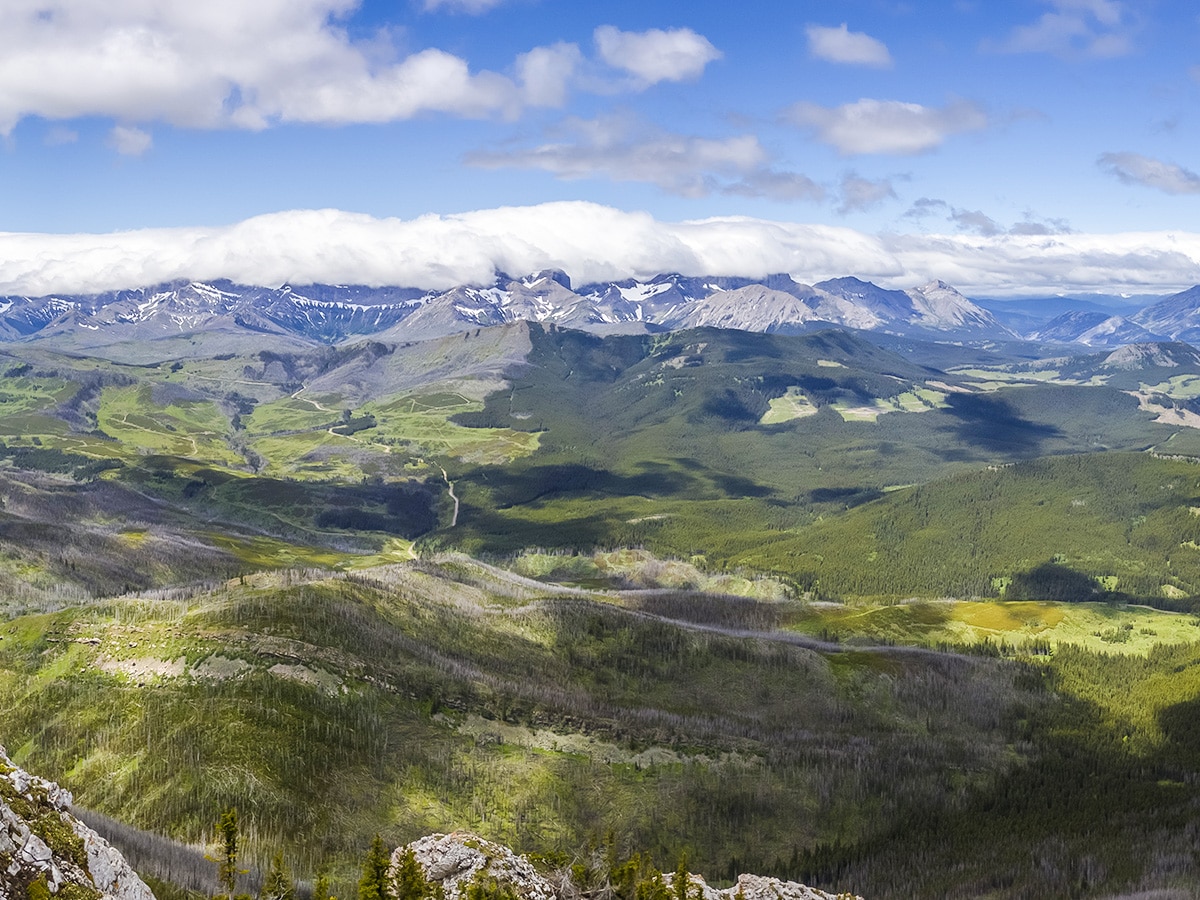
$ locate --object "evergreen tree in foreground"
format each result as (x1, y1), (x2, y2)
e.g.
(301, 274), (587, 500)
(215, 807), (241, 900)
(260, 852), (296, 900)
(312, 867), (337, 900)
(393, 846), (444, 900)
(360, 835), (393, 900)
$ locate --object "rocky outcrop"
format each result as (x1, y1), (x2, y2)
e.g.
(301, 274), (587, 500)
(0, 745), (154, 900)
(400, 832), (557, 900)
(669, 871), (863, 900)
(396, 832), (861, 900)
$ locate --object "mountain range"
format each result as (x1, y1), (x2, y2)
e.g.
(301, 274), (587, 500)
(4, 271), (1200, 364)
(0, 272), (1021, 354)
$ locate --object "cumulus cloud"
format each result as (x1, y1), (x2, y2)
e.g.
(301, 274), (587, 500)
(0, 1), (580, 134)
(784, 98), (988, 155)
(515, 42), (583, 107)
(107, 125), (152, 156)
(1100, 152), (1200, 195)
(593, 25), (721, 87)
(466, 114), (821, 201)
(990, 0), (1134, 58)
(0, 203), (1197, 299)
(805, 23), (893, 68)
(837, 173), (897, 214)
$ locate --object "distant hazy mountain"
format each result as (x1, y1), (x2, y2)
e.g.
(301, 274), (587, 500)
(3, 272), (1196, 355)
(974, 294), (1158, 336)
(1131, 285), (1200, 343)
(1031, 310), (1163, 347)
(1100, 341), (1200, 371)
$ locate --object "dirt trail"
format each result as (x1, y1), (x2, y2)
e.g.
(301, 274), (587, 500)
(440, 467), (459, 527)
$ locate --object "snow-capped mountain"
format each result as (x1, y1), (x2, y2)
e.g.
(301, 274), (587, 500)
(0, 280), (423, 350)
(906, 280), (1011, 335)
(0, 272), (1182, 353)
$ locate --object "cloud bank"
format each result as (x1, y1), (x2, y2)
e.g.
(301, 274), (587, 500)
(0, 204), (1196, 298)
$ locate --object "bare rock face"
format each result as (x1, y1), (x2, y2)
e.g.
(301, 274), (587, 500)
(399, 832), (557, 900)
(397, 832), (861, 900)
(671, 871), (864, 900)
(0, 745), (155, 900)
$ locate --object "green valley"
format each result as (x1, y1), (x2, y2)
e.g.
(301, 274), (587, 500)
(5, 324), (1200, 897)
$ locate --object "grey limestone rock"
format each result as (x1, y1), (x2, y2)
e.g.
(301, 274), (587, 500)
(0, 744), (155, 900)
(395, 832), (862, 900)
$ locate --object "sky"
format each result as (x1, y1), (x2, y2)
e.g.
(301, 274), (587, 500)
(1, 0), (1199, 297)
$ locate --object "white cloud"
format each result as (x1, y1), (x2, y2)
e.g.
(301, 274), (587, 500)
(108, 125), (152, 156)
(837, 173), (897, 214)
(0, 1), (575, 134)
(991, 0), (1133, 58)
(1100, 152), (1200, 195)
(466, 114), (821, 201)
(593, 25), (721, 87)
(805, 23), (893, 68)
(422, 0), (509, 13)
(785, 98), (987, 155)
(0, 204), (1197, 299)
(515, 43), (582, 108)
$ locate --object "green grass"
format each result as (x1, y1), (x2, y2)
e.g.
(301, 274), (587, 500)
(1141, 374), (1200, 399)
(758, 388), (818, 424)
(96, 385), (243, 466)
(786, 598), (1200, 653)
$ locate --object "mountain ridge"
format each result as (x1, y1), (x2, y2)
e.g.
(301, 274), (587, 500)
(0, 271), (1021, 355)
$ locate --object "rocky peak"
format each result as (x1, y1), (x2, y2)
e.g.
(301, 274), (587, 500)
(0, 745), (154, 900)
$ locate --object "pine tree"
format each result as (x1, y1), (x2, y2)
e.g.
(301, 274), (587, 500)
(312, 868), (336, 900)
(260, 852), (296, 900)
(360, 835), (393, 900)
(672, 854), (690, 900)
(392, 846), (434, 900)
(216, 807), (240, 899)
(635, 869), (669, 900)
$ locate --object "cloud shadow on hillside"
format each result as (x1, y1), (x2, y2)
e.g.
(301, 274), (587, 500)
(938, 393), (1063, 455)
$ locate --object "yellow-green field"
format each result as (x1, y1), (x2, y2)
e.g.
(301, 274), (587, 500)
(790, 598), (1200, 655)
(759, 387), (819, 424)
(1141, 374), (1200, 399)
(361, 391), (540, 465)
(824, 386), (948, 422)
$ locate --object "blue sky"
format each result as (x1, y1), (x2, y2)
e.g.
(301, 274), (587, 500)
(1, 0), (1199, 296)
